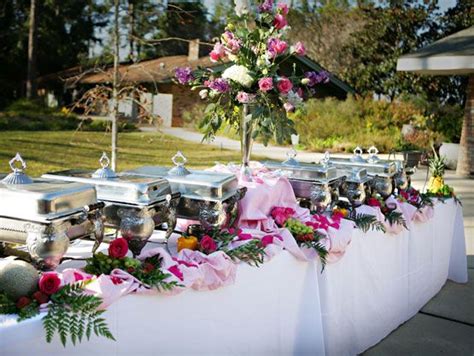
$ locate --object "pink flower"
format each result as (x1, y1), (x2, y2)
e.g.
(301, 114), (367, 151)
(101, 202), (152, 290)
(221, 31), (234, 43)
(168, 265), (184, 281)
(210, 43), (226, 62)
(261, 235), (274, 248)
(283, 102), (295, 112)
(258, 77), (274, 92)
(227, 227), (235, 234)
(277, 2), (289, 15)
(236, 91), (256, 103)
(271, 206), (295, 226)
(332, 211), (344, 221)
(200, 235), (217, 254)
(367, 197), (382, 208)
(39, 272), (61, 295)
(32, 291), (49, 305)
(237, 233), (253, 241)
(267, 38), (288, 58)
(226, 39), (241, 54)
(294, 41), (306, 56)
(277, 77), (293, 94)
(273, 14), (288, 29)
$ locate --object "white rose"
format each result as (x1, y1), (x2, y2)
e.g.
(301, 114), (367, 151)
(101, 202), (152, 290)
(199, 89), (208, 99)
(222, 65), (254, 88)
(234, 0), (250, 16)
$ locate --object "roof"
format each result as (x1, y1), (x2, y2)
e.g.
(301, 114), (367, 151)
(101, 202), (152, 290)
(77, 55), (214, 85)
(397, 26), (474, 75)
(39, 53), (355, 98)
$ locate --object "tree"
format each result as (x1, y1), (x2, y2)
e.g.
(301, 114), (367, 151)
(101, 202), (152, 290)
(26, 0), (38, 99)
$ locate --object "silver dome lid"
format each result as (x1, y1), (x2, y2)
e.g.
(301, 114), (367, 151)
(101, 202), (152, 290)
(1, 153), (34, 185)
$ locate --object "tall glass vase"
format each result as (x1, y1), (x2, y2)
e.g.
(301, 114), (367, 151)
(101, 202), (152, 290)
(240, 103), (254, 181)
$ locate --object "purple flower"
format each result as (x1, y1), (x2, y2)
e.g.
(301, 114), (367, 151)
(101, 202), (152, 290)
(258, 0), (274, 12)
(207, 78), (230, 93)
(175, 67), (194, 85)
(304, 71), (330, 87)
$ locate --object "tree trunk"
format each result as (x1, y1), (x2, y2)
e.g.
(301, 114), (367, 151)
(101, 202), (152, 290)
(128, 0), (135, 61)
(111, 0), (120, 171)
(456, 74), (474, 177)
(26, 0), (38, 99)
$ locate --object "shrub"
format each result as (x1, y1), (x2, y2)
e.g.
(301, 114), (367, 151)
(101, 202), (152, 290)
(0, 99), (137, 132)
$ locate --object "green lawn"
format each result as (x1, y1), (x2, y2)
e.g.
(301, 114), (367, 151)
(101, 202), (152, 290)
(0, 131), (258, 176)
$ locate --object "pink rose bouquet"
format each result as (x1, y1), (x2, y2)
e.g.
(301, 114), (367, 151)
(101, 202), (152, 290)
(174, 0), (329, 145)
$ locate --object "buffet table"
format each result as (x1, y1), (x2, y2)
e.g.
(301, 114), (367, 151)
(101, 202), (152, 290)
(0, 248), (326, 356)
(319, 199), (467, 355)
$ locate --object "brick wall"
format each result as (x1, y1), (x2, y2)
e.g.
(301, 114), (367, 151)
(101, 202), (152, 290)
(456, 74), (474, 176)
(157, 83), (201, 127)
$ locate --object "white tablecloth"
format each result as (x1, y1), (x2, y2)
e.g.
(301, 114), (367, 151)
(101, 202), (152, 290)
(319, 200), (468, 355)
(0, 200), (467, 356)
(0, 251), (325, 356)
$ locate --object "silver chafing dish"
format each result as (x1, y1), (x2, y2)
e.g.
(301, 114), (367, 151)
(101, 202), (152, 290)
(368, 147), (409, 191)
(123, 151), (246, 229)
(337, 167), (371, 207)
(323, 148), (397, 198)
(42, 153), (180, 256)
(0, 154), (104, 270)
(263, 150), (345, 213)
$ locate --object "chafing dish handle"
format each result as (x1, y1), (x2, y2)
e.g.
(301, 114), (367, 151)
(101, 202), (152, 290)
(84, 202), (106, 212)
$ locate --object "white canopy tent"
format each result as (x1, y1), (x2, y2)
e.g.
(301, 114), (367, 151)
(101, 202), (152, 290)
(397, 26), (474, 176)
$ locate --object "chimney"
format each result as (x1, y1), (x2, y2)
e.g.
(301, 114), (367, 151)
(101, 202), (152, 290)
(188, 39), (200, 61)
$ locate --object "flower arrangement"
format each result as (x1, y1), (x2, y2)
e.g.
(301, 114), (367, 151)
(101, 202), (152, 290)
(84, 238), (179, 291)
(174, 0), (329, 145)
(397, 187), (434, 209)
(270, 207), (329, 265)
(178, 227), (268, 266)
(367, 195), (408, 229)
(0, 270), (113, 346)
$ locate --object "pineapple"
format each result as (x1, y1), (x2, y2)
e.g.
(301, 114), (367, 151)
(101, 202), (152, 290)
(427, 147), (446, 193)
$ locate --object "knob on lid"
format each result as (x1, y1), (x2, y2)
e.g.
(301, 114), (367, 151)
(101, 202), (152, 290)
(366, 146), (380, 163)
(1, 153), (34, 185)
(168, 151), (191, 176)
(350, 147), (366, 163)
(92, 152), (117, 179)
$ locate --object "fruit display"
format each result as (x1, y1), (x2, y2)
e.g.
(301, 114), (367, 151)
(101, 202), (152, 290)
(284, 218), (315, 242)
(0, 260), (39, 300)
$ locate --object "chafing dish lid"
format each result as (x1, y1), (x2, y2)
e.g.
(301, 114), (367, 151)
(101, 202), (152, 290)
(324, 151), (396, 176)
(0, 154), (97, 223)
(123, 152), (238, 202)
(339, 168), (371, 184)
(263, 160), (339, 182)
(42, 153), (172, 206)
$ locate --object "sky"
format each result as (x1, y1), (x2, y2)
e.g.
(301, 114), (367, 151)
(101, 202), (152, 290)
(93, 0), (460, 60)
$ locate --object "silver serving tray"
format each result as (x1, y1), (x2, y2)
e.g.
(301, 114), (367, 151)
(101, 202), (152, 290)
(0, 155), (97, 223)
(263, 160), (341, 182)
(123, 152), (239, 202)
(42, 154), (172, 207)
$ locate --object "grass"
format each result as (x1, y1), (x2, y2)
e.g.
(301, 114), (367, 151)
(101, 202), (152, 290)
(0, 131), (260, 176)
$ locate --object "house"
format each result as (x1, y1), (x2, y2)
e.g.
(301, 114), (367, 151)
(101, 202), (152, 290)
(38, 40), (355, 127)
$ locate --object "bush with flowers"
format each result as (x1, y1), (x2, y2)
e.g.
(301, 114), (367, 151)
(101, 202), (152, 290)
(0, 269), (114, 346)
(174, 0), (329, 145)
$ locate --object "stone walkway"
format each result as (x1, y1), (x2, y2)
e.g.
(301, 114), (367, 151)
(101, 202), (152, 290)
(156, 126), (474, 355)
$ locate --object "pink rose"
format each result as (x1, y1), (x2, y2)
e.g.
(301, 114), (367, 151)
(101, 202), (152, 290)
(273, 14), (288, 29)
(237, 233), (253, 241)
(277, 2), (289, 15)
(271, 206), (295, 226)
(261, 235), (274, 248)
(39, 272), (61, 295)
(226, 39), (241, 54)
(294, 41), (306, 56)
(283, 102), (295, 112)
(236, 91), (256, 104)
(32, 291), (49, 305)
(267, 38), (288, 58)
(110, 276), (123, 285)
(210, 43), (226, 62)
(258, 77), (274, 92)
(332, 211), (344, 221)
(277, 77), (293, 94)
(168, 265), (184, 281)
(200, 235), (217, 254)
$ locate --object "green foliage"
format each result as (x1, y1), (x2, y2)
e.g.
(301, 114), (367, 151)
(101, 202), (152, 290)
(349, 213), (386, 233)
(0, 293), (17, 315)
(84, 252), (179, 292)
(384, 211), (408, 230)
(225, 240), (266, 267)
(44, 282), (114, 346)
(301, 238), (328, 270)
